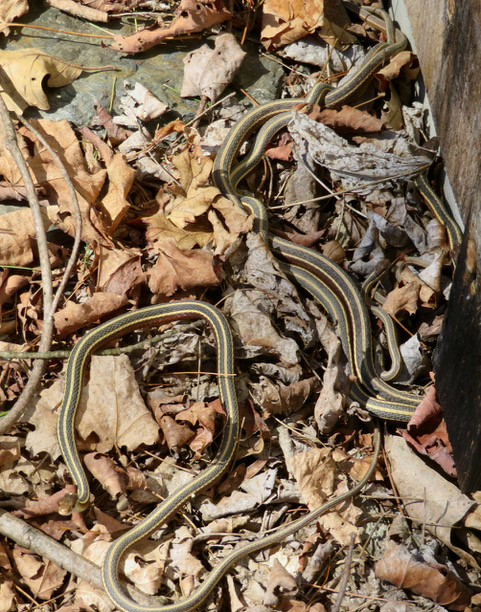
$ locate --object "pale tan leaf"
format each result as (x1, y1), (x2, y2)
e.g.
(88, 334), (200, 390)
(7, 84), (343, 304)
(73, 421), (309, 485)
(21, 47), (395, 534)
(181, 33), (246, 102)
(263, 559), (297, 607)
(13, 548), (67, 600)
(0, 49), (82, 113)
(76, 355), (160, 453)
(0, 0), (29, 36)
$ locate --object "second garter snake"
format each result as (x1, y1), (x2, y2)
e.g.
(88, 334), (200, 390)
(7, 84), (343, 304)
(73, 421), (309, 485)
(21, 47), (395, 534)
(55, 3), (461, 611)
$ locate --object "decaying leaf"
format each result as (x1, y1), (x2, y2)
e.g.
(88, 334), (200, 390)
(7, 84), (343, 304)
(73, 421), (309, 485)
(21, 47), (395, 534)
(111, 0), (231, 54)
(0, 118), (108, 246)
(116, 81), (169, 126)
(0, 49), (83, 113)
(144, 135), (250, 254)
(263, 559), (297, 606)
(181, 33), (246, 102)
(53, 292), (129, 337)
(147, 237), (220, 298)
(96, 153), (136, 233)
(375, 541), (473, 610)
(289, 112), (429, 194)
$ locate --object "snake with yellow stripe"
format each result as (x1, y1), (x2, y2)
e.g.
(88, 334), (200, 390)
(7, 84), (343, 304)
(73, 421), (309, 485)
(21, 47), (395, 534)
(57, 4), (461, 611)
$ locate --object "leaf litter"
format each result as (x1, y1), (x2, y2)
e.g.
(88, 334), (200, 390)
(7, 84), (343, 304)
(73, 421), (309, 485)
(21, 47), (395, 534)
(0, 1), (480, 611)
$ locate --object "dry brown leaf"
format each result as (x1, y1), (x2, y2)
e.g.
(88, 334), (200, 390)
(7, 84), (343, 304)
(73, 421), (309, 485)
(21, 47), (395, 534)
(76, 355), (160, 453)
(281, 602), (326, 612)
(377, 50), (418, 83)
(0, 208), (50, 267)
(118, 81), (169, 124)
(158, 414), (195, 451)
(83, 452), (129, 500)
(382, 267), (422, 317)
(144, 207), (212, 250)
(97, 153), (135, 233)
(265, 143), (293, 161)
(0, 437), (20, 467)
(316, 105), (385, 133)
(13, 548), (67, 600)
(145, 136), (249, 253)
(375, 541), (472, 610)
(53, 292), (128, 337)
(384, 435), (476, 567)
(401, 386), (455, 477)
(181, 33), (245, 102)
(263, 559), (297, 606)
(111, 0), (231, 54)
(0, 0), (29, 36)
(256, 376), (318, 415)
(0, 272), (29, 307)
(97, 247), (144, 295)
(147, 237), (220, 298)
(176, 400), (222, 457)
(0, 49), (82, 114)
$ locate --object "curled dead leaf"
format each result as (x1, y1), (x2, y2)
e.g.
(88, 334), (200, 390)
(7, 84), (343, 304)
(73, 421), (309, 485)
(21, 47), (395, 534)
(375, 541), (472, 610)
(111, 0), (231, 54)
(0, 48), (82, 113)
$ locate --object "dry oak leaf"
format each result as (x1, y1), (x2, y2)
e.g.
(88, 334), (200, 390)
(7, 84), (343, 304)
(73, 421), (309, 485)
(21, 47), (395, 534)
(181, 33), (246, 102)
(53, 292), (128, 337)
(97, 153), (135, 234)
(375, 541), (472, 610)
(377, 50), (419, 83)
(75, 355), (160, 453)
(111, 0), (231, 54)
(0, 49), (82, 114)
(255, 376), (318, 416)
(147, 237), (220, 298)
(158, 415), (195, 451)
(0, 579), (16, 612)
(290, 446), (363, 546)
(261, 0), (323, 50)
(0, 207), (50, 267)
(177, 399), (224, 458)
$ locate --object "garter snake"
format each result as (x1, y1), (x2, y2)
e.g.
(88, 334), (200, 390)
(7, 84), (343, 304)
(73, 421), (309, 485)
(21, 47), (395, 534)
(57, 4), (426, 611)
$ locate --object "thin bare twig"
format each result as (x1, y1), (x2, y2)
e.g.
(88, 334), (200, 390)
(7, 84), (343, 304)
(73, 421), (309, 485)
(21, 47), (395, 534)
(0, 90), (54, 433)
(331, 532), (356, 612)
